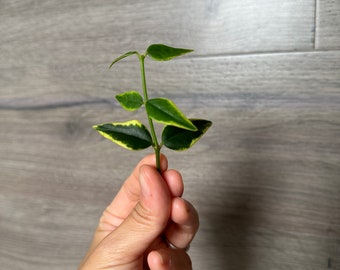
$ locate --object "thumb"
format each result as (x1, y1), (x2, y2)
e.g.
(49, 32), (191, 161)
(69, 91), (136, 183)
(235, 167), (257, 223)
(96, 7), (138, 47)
(102, 164), (171, 259)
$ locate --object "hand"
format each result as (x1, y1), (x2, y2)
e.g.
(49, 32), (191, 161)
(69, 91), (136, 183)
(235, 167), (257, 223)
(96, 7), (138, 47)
(79, 154), (199, 270)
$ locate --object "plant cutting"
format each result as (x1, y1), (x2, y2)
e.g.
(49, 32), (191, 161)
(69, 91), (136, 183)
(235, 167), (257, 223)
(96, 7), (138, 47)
(93, 44), (212, 172)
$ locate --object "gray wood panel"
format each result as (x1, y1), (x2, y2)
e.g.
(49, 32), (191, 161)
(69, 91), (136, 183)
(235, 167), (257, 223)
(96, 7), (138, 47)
(1, 0), (314, 64)
(1, 51), (340, 269)
(1, 0), (340, 269)
(316, 0), (340, 49)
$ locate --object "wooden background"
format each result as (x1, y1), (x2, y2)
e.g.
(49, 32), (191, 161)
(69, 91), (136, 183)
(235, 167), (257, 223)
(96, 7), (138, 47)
(1, 0), (340, 269)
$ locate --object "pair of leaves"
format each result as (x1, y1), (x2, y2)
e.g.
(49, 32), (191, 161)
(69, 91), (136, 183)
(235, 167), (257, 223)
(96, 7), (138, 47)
(116, 91), (196, 131)
(93, 119), (211, 151)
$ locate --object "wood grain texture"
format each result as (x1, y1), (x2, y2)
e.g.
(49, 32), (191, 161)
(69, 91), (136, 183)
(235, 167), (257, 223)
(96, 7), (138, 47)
(1, 0), (340, 269)
(316, 0), (340, 49)
(0, 0), (314, 63)
(1, 51), (340, 269)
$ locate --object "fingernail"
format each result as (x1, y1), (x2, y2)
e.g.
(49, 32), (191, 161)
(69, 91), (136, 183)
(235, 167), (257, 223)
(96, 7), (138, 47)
(140, 169), (151, 198)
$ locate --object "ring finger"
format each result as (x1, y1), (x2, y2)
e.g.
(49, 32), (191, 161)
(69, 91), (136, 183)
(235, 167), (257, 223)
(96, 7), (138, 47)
(164, 197), (199, 249)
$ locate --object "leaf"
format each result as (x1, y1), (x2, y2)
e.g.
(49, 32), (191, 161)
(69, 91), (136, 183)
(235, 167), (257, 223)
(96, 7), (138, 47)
(146, 44), (193, 61)
(162, 119), (212, 151)
(145, 98), (197, 131)
(109, 51), (138, 69)
(93, 120), (152, 150)
(116, 91), (144, 111)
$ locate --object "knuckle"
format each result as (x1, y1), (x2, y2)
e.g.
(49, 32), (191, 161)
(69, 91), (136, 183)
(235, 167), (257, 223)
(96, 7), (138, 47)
(131, 203), (158, 228)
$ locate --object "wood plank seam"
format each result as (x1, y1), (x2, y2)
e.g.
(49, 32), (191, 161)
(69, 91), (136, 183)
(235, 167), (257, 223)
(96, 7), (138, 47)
(314, 0), (318, 50)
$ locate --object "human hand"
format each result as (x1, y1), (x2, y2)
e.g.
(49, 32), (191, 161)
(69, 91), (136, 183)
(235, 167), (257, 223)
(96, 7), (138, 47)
(78, 154), (199, 270)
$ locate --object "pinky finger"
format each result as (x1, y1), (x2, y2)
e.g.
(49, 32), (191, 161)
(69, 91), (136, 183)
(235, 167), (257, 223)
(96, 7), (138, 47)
(148, 248), (192, 270)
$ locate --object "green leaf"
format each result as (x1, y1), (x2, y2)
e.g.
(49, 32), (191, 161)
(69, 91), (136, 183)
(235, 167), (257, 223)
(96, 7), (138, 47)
(146, 98), (197, 131)
(109, 51), (138, 69)
(116, 91), (144, 111)
(162, 119), (212, 151)
(93, 120), (152, 150)
(146, 44), (193, 61)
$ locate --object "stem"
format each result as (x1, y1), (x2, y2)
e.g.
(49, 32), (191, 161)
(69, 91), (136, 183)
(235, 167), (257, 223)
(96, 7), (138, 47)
(139, 54), (161, 172)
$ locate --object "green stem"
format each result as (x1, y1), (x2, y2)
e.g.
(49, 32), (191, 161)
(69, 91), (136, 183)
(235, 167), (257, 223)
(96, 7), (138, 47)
(139, 54), (161, 172)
